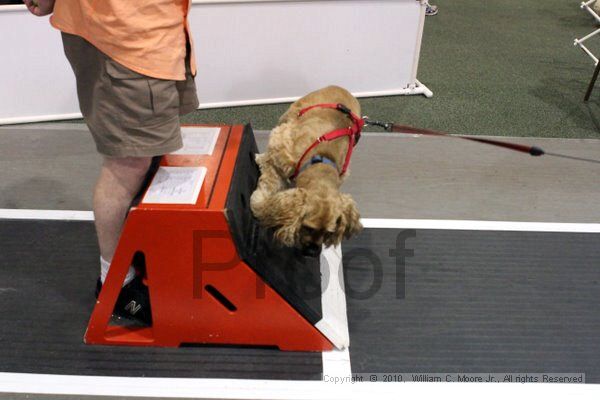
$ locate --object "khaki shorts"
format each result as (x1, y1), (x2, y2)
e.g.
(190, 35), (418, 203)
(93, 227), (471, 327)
(61, 32), (199, 157)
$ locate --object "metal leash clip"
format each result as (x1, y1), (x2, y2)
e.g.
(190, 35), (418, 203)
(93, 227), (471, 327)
(363, 117), (393, 131)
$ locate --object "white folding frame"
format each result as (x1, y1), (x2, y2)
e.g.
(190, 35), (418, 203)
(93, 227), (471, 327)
(575, 0), (600, 64)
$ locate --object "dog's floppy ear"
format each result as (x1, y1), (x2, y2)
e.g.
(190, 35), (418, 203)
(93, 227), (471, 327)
(261, 122), (297, 178)
(338, 194), (362, 240)
(259, 188), (307, 247)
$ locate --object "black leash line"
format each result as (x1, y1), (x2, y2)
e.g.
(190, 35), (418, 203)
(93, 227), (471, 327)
(543, 151), (600, 165)
(363, 118), (600, 165)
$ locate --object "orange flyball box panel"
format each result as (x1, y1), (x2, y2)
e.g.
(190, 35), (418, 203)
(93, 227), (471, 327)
(84, 125), (334, 351)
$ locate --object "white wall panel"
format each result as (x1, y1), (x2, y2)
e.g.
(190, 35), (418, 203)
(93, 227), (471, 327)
(0, 0), (429, 125)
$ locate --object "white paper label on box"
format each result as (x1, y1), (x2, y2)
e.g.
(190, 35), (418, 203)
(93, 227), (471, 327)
(142, 166), (207, 204)
(171, 127), (221, 155)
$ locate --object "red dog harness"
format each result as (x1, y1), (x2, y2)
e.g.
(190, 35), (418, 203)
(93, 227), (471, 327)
(290, 103), (364, 180)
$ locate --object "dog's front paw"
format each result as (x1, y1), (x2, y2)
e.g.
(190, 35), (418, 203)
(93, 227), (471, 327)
(254, 153), (265, 167)
(340, 194), (362, 240)
(250, 189), (267, 217)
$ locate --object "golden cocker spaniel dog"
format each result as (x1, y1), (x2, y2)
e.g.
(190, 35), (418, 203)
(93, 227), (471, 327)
(250, 85), (363, 256)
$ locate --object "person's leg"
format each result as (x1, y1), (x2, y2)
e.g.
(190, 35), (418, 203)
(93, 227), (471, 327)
(92, 156), (154, 324)
(93, 156), (152, 264)
(61, 32), (196, 324)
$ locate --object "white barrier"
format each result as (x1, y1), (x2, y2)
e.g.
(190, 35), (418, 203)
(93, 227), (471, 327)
(0, 0), (431, 125)
(574, 0), (600, 64)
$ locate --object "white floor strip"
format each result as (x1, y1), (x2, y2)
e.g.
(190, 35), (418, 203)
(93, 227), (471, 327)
(362, 218), (600, 233)
(321, 348), (352, 380)
(0, 373), (383, 400)
(1, 372), (599, 400)
(319, 244), (352, 379)
(316, 245), (350, 350)
(2, 210), (599, 234)
(0, 209), (94, 221)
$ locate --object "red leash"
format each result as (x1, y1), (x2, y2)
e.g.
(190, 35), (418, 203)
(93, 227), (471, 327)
(289, 105), (599, 181)
(364, 118), (545, 156)
(365, 119), (600, 164)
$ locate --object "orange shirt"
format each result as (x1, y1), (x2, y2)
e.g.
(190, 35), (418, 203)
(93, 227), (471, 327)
(50, 0), (196, 81)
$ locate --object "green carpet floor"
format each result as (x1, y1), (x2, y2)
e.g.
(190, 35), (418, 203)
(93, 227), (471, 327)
(181, 0), (600, 139)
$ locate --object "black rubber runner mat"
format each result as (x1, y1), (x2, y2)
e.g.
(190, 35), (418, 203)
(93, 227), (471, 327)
(344, 228), (600, 383)
(0, 220), (322, 380)
(3, 220), (599, 382)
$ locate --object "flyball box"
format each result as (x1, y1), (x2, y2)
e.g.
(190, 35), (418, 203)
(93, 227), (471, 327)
(84, 124), (346, 351)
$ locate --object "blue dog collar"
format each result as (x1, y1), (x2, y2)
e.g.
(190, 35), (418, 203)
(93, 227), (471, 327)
(296, 155), (338, 177)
